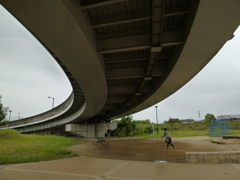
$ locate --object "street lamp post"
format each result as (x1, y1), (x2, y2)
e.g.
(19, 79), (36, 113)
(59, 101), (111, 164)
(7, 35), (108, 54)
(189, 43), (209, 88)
(8, 110), (12, 129)
(155, 106), (159, 135)
(152, 121), (155, 141)
(48, 97), (55, 109)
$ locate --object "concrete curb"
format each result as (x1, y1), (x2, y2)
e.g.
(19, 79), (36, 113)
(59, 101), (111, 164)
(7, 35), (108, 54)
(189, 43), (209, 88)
(186, 151), (240, 164)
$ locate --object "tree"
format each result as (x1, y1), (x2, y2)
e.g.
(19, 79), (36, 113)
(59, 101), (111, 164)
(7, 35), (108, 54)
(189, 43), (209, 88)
(204, 113), (216, 123)
(0, 103), (9, 126)
(118, 116), (136, 136)
(134, 119), (150, 124)
(165, 118), (181, 131)
(168, 118), (181, 123)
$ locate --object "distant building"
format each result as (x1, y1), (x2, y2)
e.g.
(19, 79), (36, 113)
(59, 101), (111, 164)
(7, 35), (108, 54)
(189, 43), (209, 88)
(180, 119), (195, 123)
(217, 114), (240, 121)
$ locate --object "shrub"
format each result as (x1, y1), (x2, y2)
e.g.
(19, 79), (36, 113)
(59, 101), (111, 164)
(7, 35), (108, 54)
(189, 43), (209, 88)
(0, 129), (22, 139)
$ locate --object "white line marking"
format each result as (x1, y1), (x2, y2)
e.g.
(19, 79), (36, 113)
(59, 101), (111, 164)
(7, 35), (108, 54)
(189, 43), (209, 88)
(104, 162), (128, 176)
(94, 162), (128, 180)
(3, 165), (157, 180)
(93, 162), (156, 180)
(107, 176), (156, 180)
(2, 157), (157, 180)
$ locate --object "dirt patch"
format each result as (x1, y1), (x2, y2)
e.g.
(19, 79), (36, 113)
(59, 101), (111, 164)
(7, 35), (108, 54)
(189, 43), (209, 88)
(68, 136), (240, 163)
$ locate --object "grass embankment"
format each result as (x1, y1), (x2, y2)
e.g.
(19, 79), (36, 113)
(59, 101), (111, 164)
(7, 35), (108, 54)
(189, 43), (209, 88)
(230, 130), (240, 135)
(0, 129), (85, 165)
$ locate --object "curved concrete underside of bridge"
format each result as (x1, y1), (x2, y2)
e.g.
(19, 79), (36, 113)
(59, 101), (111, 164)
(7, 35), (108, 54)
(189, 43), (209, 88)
(1, 0), (240, 133)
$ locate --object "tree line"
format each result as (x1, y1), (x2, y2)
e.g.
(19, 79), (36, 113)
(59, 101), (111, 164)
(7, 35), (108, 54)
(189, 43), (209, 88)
(112, 113), (217, 136)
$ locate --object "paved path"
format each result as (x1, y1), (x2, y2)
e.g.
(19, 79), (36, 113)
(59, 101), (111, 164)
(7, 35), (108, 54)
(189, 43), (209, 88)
(1, 157), (240, 180)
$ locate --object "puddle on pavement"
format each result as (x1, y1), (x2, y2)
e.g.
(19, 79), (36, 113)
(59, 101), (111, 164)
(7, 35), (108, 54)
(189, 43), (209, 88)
(154, 160), (167, 163)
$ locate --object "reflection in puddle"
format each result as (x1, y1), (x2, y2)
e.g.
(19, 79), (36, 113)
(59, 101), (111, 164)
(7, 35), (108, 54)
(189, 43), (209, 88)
(154, 160), (167, 163)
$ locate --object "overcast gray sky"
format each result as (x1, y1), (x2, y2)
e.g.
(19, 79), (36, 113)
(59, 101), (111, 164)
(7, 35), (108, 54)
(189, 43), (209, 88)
(0, 6), (72, 120)
(1, 6), (240, 123)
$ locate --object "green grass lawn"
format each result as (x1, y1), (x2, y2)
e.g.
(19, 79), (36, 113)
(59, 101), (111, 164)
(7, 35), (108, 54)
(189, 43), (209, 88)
(2, 127), (240, 165)
(0, 129), (85, 164)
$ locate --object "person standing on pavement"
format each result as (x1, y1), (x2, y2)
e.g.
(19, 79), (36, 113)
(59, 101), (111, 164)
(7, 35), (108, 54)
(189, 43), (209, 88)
(107, 129), (111, 139)
(161, 128), (175, 149)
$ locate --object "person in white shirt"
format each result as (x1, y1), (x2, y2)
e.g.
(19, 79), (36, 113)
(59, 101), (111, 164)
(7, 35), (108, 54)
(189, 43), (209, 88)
(161, 128), (175, 149)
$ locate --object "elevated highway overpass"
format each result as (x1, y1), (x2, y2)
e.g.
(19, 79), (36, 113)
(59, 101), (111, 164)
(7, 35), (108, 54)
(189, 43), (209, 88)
(1, 0), (240, 137)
